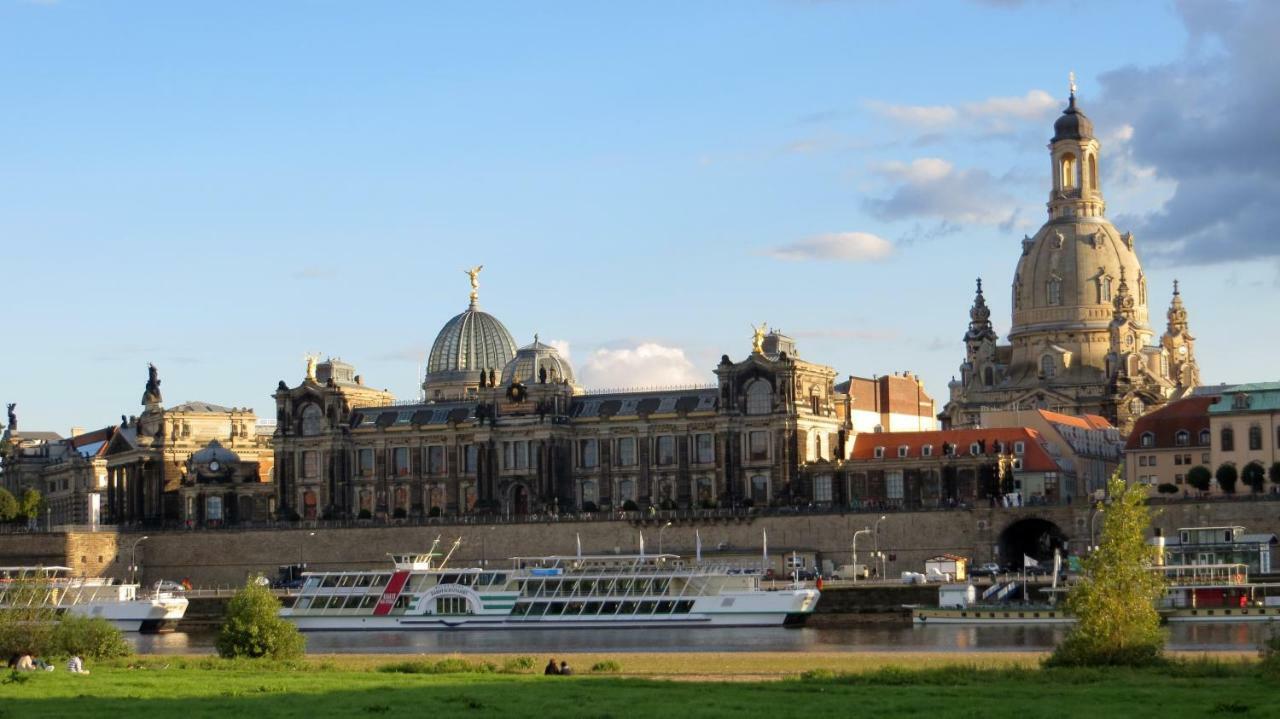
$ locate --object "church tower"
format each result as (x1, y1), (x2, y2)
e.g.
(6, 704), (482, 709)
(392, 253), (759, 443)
(1160, 281), (1200, 393)
(939, 78), (1198, 433)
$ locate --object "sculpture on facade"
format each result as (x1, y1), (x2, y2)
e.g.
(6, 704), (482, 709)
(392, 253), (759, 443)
(5, 403), (15, 431)
(751, 322), (768, 354)
(305, 354), (317, 381)
(465, 265), (483, 305)
(141, 363), (163, 406)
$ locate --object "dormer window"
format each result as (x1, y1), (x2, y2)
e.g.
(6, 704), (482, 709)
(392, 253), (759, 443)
(1233, 393), (1252, 410)
(1013, 441), (1025, 455)
(922, 445), (933, 457)
(897, 445), (909, 458)
(969, 442), (981, 456)
(1199, 429), (1210, 446)
(873, 446), (885, 459)
(1140, 432), (1155, 448)
(1175, 430), (1189, 447)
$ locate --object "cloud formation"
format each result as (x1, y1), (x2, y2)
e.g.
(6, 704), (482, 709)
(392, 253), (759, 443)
(1096, 0), (1280, 264)
(867, 90), (1058, 137)
(864, 158), (1020, 227)
(578, 343), (706, 390)
(766, 232), (894, 262)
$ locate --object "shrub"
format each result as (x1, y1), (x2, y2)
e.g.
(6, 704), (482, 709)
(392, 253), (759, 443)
(1241, 463), (1266, 494)
(1216, 464), (1239, 495)
(1047, 472), (1165, 667)
(590, 660), (621, 673)
(1271, 462), (1280, 486)
(0, 489), (18, 523)
(19, 489), (43, 523)
(0, 581), (57, 656)
(358, 509), (372, 520)
(216, 580), (305, 660)
(580, 501), (598, 513)
(621, 500), (638, 511)
(50, 614), (131, 660)
(378, 658), (496, 674)
(1186, 465), (1212, 494)
(392, 507), (407, 519)
(501, 655), (536, 673)
(428, 506), (442, 518)
(1157, 483), (1179, 495)
(700, 499), (717, 509)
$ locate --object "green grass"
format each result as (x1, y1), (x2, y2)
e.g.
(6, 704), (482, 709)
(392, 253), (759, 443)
(1, 655), (1276, 718)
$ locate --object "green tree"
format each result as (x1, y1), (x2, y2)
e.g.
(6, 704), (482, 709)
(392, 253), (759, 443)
(1047, 472), (1165, 667)
(1216, 463), (1238, 495)
(1186, 465), (1212, 494)
(19, 488), (43, 523)
(1241, 462), (1266, 494)
(216, 579), (305, 660)
(50, 614), (131, 660)
(1269, 462), (1280, 486)
(0, 488), (18, 523)
(0, 578), (58, 657)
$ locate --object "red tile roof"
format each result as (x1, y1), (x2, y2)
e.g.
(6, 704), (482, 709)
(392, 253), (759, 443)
(1035, 409), (1117, 432)
(1124, 396), (1217, 450)
(850, 427), (1061, 472)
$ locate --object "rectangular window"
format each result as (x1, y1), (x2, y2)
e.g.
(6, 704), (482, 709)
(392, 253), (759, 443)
(1147, 456), (1156, 466)
(617, 437), (636, 467)
(1174, 455), (1182, 466)
(463, 444), (478, 474)
(748, 431), (769, 461)
(813, 475), (832, 502)
(695, 433), (714, 464)
(885, 471), (904, 500)
(1139, 456), (1147, 467)
(427, 446), (445, 475)
(357, 448), (374, 477)
(392, 447), (410, 476)
(656, 436), (676, 466)
(1175, 474), (1184, 485)
(302, 451), (319, 478)
(579, 439), (598, 469)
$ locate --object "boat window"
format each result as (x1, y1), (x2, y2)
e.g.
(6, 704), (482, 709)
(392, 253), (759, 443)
(303, 577), (321, 591)
(294, 597), (312, 611)
(313, 596), (333, 610)
(676, 600), (694, 614)
(577, 579), (595, 595)
(565, 602), (585, 615)
(639, 601), (658, 614)
(601, 601), (620, 614)
(653, 579), (669, 595)
(615, 579), (631, 594)
(510, 603), (529, 617)
(371, 574), (391, 588)
(343, 596), (364, 610)
(320, 575), (339, 588)
(619, 601), (638, 614)
(544, 602), (564, 616)
(657, 601), (675, 614)
(633, 579), (652, 595)
(337, 575), (354, 588)
(354, 575), (372, 588)
(360, 595), (378, 609)
(394, 595), (410, 609)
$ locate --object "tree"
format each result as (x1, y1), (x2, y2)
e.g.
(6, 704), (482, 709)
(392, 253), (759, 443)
(50, 614), (131, 660)
(216, 579), (305, 660)
(0, 488), (18, 523)
(1047, 472), (1165, 667)
(1186, 465), (1212, 494)
(1156, 483), (1178, 495)
(1270, 462), (1280, 487)
(19, 488), (43, 523)
(0, 578), (58, 657)
(1242, 462), (1266, 494)
(1215, 463), (1238, 495)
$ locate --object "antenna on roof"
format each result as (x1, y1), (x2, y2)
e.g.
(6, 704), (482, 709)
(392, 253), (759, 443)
(438, 537), (462, 570)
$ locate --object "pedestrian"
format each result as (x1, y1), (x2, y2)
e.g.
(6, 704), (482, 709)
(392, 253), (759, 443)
(544, 658), (560, 675)
(15, 654), (34, 672)
(67, 655), (89, 675)
(559, 660), (573, 676)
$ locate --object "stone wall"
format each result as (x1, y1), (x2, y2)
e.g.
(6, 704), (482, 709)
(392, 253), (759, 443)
(1, 499), (1276, 586)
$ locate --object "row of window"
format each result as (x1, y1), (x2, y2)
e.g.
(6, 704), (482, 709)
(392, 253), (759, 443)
(872, 441), (1025, 460)
(577, 434), (717, 469)
(520, 577), (674, 597)
(511, 599), (696, 617)
(1140, 426), (1276, 452)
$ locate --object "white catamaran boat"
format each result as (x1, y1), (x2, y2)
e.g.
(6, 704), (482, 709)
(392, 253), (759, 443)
(0, 566), (188, 633)
(281, 540), (818, 631)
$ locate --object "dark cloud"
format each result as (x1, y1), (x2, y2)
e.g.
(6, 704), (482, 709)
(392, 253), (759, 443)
(1096, 0), (1280, 264)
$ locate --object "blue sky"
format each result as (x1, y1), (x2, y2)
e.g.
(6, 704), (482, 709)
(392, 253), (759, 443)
(3, 0), (1278, 433)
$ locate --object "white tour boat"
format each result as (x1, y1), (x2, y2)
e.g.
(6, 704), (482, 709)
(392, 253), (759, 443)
(0, 566), (188, 633)
(281, 540), (818, 631)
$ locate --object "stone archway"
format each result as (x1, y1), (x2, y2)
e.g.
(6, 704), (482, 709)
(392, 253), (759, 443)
(510, 483), (530, 516)
(998, 517), (1068, 568)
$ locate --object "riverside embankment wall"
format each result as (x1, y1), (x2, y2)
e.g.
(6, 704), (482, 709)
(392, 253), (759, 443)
(1, 500), (1277, 586)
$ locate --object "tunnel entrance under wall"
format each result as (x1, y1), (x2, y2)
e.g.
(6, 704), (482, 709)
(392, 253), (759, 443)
(998, 518), (1068, 569)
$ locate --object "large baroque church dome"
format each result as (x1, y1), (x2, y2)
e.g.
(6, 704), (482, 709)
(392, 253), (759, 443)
(423, 297), (518, 400)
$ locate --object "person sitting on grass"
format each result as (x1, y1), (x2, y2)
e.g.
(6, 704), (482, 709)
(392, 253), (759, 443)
(33, 656), (54, 672)
(67, 655), (89, 675)
(559, 661), (573, 676)
(544, 658), (560, 675)
(15, 654), (34, 672)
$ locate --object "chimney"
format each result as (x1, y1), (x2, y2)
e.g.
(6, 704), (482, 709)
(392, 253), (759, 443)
(70, 426), (84, 438)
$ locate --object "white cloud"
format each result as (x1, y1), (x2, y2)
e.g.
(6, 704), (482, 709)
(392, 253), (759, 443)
(867, 89), (1059, 139)
(966, 90), (1058, 120)
(865, 158), (1019, 226)
(874, 158), (955, 183)
(766, 232), (894, 262)
(546, 339), (571, 360)
(865, 101), (958, 129)
(579, 343), (706, 390)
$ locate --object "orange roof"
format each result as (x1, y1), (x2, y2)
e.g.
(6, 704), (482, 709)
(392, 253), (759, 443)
(1125, 396), (1217, 450)
(1035, 409), (1116, 432)
(850, 427), (1061, 472)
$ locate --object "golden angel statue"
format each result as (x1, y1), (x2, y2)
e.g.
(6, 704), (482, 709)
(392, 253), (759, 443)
(751, 322), (768, 354)
(465, 265), (483, 304)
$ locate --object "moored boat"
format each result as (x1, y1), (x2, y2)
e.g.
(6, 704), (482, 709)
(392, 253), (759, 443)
(0, 566), (188, 633)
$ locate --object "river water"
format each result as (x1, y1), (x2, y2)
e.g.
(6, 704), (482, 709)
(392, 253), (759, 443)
(131, 623), (1272, 655)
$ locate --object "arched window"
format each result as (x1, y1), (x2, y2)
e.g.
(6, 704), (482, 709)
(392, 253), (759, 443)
(1160, 353), (1169, 377)
(1047, 278), (1062, 306)
(618, 479), (635, 502)
(1140, 432), (1155, 448)
(983, 367), (994, 387)
(1129, 398), (1145, 417)
(1199, 429), (1211, 446)
(1175, 430), (1190, 447)
(1040, 355), (1055, 378)
(1088, 154), (1098, 190)
(745, 379), (772, 415)
(300, 404), (323, 436)
(1249, 425), (1263, 451)
(581, 480), (597, 506)
(1100, 276), (1113, 303)
(813, 433), (823, 461)
(1221, 426), (1235, 452)
(1060, 152), (1077, 189)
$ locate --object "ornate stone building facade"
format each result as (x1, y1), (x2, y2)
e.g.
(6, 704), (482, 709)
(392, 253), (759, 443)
(268, 278), (929, 520)
(939, 88), (1200, 433)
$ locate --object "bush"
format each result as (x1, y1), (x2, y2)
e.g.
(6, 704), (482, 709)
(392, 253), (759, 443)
(358, 509), (372, 520)
(392, 507), (407, 519)
(590, 660), (621, 673)
(700, 500), (717, 509)
(501, 655), (536, 673)
(0, 489), (18, 523)
(1186, 465), (1212, 493)
(378, 658), (496, 674)
(0, 581), (58, 656)
(1157, 483), (1179, 494)
(216, 580), (305, 660)
(19, 488), (43, 523)
(428, 506), (442, 518)
(621, 500), (638, 511)
(1242, 463), (1266, 494)
(50, 614), (131, 660)
(1216, 464), (1239, 494)
(580, 501), (598, 513)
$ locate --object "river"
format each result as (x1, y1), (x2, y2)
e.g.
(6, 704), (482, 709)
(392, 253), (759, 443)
(131, 623), (1272, 655)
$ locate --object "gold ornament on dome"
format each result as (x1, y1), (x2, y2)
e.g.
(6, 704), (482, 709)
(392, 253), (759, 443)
(464, 265), (484, 305)
(751, 322), (768, 354)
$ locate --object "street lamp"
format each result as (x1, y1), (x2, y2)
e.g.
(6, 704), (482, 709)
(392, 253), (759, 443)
(481, 526), (495, 568)
(1090, 508), (1105, 551)
(874, 515), (887, 578)
(851, 528), (871, 583)
(658, 521), (673, 554)
(298, 531), (316, 567)
(129, 535), (149, 585)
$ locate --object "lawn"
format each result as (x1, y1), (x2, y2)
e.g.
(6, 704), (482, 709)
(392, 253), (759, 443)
(1, 653), (1274, 718)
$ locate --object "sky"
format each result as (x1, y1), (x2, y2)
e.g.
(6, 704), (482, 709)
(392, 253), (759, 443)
(3, 0), (1279, 435)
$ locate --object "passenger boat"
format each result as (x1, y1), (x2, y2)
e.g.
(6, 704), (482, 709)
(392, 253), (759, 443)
(0, 566), (188, 633)
(281, 540), (818, 631)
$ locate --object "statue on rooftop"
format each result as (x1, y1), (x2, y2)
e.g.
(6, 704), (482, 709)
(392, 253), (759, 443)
(142, 364), (163, 406)
(465, 265), (484, 305)
(6, 403), (15, 431)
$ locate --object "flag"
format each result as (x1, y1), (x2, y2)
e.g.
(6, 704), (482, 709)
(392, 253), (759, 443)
(695, 529), (702, 563)
(1024, 554), (1040, 569)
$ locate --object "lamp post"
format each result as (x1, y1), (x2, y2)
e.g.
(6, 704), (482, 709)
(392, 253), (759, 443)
(1090, 508), (1105, 551)
(874, 515), (887, 579)
(851, 528), (871, 583)
(658, 521), (673, 554)
(129, 535), (149, 585)
(298, 531), (316, 568)
(481, 526), (495, 568)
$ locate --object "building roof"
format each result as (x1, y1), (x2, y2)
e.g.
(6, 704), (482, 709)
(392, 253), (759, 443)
(500, 338), (575, 387)
(10, 431), (63, 442)
(1052, 93), (1094, 142)
(849, 427), (1061, 472)
(69, 426), (114, 459)
(1124, 395), (1217, 450)
(352, 403), (476, 429)
(570, 389), (718, 420)
(1037, 409), (1115, 432)
(1208, 382), (1280, 415)
(168, 401), (235, 414)
(425, 305), (518, 381)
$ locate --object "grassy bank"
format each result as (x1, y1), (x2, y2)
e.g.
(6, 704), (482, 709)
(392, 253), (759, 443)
(2, 653), (1273, 718)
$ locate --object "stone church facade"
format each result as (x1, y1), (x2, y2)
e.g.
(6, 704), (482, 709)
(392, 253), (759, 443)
(939, 88), (1200, 434)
